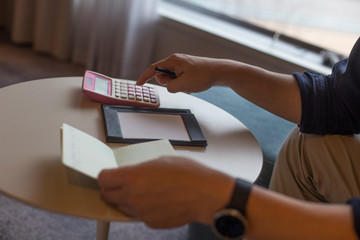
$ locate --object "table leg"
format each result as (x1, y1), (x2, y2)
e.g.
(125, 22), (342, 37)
(96, 220), (110, 240)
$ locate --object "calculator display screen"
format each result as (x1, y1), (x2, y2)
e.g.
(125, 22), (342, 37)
(95, 77), (110, 96)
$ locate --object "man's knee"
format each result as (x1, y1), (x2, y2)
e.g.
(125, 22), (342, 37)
(270, 128), (360, 203)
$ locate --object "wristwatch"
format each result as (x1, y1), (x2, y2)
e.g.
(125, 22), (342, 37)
(213, 178), (252, 239)
(213, 208), (247, 239)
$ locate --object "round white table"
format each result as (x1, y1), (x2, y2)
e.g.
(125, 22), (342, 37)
(0, 77), (262, 239)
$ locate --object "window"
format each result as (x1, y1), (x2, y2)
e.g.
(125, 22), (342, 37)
(168, 0), (360, 56)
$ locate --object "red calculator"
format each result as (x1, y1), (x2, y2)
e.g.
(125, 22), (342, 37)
(82, 70), (160, 108)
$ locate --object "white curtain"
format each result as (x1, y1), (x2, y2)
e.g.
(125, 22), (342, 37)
(11, 0), (159, 79)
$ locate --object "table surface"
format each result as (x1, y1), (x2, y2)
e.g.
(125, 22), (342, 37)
(0, 77), (262, 222)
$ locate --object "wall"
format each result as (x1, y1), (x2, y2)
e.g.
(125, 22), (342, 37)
(0, 0), (13, 30)
(0, 0), (6, 27)
(152, 17), (308, 74)
(1, 3), (309, 75)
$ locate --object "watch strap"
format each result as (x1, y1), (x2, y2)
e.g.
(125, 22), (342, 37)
(226, 178), (253, 216)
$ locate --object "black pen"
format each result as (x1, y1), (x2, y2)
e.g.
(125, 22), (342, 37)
(155, 67), (177, 78)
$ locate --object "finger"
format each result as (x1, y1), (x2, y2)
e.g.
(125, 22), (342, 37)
(100, 187), (139, 219)
(165, 77), (190, 93)
(136, 64), (157, 86)
(100, 187), (128, 205)
(97, 169), (117, 189)
(137, 55), (181, 86)
(154, 73), (175, 85)
(104, 197), (137, 218)
(117, 204), (137, 219)
(97, 167), (131, 190)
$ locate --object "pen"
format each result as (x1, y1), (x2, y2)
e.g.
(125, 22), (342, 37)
(155, 67), (177, 78)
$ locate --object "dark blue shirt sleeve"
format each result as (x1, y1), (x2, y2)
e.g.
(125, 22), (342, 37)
(294, 37), (360, 134)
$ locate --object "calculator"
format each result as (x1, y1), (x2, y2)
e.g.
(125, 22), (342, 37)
(82, 70), (160, 108)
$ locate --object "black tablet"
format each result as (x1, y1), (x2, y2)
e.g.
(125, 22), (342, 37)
(101, 105), (207, 147)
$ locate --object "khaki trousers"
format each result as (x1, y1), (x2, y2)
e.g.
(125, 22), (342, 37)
(269, 127), (360, 203)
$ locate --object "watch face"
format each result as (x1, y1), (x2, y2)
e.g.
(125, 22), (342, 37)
(215, 215), (245, 238)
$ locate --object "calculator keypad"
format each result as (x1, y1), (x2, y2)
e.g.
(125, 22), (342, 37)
(113, 80), (158, 106)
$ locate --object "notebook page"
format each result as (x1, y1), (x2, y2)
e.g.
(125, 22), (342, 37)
(113, 139), (176, 167)
(61, 124), (117, 179)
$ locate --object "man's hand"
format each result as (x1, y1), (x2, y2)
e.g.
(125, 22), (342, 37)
(136, 53), (230, 93)
(97, 156), (235, 228)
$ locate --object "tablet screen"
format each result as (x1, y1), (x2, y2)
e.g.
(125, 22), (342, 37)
(117, 112), (190, 141)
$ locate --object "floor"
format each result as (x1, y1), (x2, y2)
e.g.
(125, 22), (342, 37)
(0, 32), (85, 88)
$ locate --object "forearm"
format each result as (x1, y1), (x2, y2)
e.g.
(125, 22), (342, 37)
(138, 54), (301, 123)
(245, 186), (356, 240)
(98, 156), (357, 239)
(214, 60), (301, 124)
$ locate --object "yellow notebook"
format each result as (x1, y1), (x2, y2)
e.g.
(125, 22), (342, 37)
(61, 123), (176, 179)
